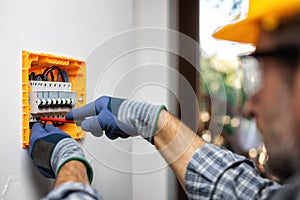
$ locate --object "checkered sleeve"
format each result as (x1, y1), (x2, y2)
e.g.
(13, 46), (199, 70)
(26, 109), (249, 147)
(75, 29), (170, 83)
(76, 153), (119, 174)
(185, 143), (282, 200)
(42, 182), (103, 200)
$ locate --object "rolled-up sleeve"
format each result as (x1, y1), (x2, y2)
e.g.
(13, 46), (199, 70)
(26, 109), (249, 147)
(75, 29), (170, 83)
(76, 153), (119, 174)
(42, 182), (103, 200)
(185, 143), (281, 200)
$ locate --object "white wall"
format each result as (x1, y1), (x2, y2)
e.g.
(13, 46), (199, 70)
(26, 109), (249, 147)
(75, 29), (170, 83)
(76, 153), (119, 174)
(0, 0), (133, 199)
(0, 0), (178, 199)
(132, 0), (178, 200)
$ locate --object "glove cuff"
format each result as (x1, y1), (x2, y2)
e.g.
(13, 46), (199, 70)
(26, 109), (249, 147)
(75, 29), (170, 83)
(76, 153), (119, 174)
(117, 99), (167, 144)
(51, 138), (93, 183)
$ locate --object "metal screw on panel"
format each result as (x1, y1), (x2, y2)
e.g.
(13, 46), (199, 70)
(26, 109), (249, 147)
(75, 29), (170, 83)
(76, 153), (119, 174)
(78, 97), (83, 103)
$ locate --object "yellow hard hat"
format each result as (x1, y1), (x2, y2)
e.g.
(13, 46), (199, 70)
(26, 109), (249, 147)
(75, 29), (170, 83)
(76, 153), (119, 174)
(213, 0), (300, 45)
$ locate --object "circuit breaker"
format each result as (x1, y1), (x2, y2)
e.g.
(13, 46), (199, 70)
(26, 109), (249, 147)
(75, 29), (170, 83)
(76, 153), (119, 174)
(22, 51), (86, 148)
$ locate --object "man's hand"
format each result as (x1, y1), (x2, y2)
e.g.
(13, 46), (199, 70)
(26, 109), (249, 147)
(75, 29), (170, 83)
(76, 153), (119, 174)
(29, 123), (93, 183)
(66, 96), (166, 143)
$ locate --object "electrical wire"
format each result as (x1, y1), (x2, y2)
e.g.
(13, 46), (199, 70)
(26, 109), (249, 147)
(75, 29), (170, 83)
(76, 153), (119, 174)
(29, 72), (36, 80)
(43, 66), (66, 82)
(28, 66), (69, 82)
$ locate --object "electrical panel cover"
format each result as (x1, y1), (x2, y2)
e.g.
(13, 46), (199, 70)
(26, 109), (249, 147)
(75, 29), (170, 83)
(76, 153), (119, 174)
(22, 51), (86, 148)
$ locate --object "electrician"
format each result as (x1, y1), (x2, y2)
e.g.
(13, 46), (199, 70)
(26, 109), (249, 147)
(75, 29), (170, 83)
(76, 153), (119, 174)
(29, 0), (300, 199)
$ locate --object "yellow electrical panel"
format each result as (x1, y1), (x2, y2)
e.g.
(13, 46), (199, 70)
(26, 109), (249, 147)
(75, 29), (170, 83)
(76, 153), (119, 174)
(22, 50), (86, 148)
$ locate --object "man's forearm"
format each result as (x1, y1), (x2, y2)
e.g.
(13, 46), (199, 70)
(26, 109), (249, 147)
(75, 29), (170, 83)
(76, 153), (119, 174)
(54, 160), (90, 188)
(44, 160), (103, 199)
(154, 110), (204, 189)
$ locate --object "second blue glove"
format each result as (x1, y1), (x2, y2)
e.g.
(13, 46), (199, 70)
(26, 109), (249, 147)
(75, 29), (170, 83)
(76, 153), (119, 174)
(66, 96), (138, 139)
(66, 96), (166, 143)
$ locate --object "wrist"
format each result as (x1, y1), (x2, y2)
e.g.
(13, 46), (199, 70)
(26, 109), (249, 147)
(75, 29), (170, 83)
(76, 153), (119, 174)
(54, 160), (90, 188)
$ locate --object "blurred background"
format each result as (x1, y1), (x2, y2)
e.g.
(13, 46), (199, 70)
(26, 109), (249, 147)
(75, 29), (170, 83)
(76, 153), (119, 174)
(199, 0), (268, 177)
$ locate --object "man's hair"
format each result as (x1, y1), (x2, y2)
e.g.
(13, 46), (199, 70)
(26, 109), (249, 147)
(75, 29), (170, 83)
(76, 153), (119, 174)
(269, 14), (300, 48)
(265, 15), (300, 86)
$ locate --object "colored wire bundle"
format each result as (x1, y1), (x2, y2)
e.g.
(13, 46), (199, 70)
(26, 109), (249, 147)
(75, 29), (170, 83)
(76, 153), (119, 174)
(29, 66), (69, 82)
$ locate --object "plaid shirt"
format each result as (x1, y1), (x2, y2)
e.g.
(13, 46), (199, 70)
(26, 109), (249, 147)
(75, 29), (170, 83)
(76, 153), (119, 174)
(42, 143), (283, 200)
(42, 182), (103, 200)
(185, 143), (282, 200)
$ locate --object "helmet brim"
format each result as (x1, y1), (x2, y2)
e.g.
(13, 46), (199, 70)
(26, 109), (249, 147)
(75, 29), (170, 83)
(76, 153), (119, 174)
(212, 1), (300, 46)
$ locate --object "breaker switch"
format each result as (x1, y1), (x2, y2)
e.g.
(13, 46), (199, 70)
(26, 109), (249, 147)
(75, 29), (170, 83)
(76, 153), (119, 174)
(66, 98), (71, 105)
(41, 99), (47, 106)
(52, 99), (57, 105)
(46, 98), (52, 105)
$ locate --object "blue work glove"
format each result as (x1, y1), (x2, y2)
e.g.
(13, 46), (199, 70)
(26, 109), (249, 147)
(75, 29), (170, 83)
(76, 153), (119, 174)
(66, 96), (166, 144)
(29, 123), (93, 183)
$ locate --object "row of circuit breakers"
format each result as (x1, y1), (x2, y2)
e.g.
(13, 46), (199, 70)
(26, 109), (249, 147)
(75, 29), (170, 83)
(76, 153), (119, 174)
(29, 81), (76, 120)
(22, 51), (86, 148)
(29, 67), (76, 123)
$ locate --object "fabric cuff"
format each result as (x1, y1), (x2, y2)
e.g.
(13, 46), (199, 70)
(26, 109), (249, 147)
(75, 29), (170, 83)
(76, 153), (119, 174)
(118, 99), (168, 143)
(148, 105), (167, 144)
(42, 182), (103, 200)
(51, 138), (93, 183)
